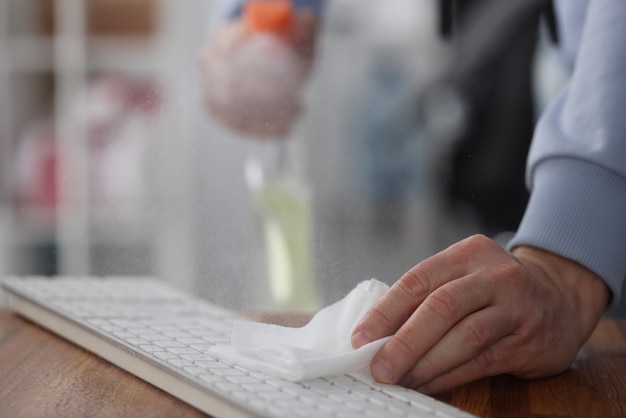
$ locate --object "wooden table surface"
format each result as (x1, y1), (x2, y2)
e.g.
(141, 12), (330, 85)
(1, 309), (625, 418)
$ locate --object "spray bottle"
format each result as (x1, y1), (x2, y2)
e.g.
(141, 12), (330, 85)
(239, 0), (318, 312)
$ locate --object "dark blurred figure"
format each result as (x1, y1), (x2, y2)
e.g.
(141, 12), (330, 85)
(441, 0), (557, 235)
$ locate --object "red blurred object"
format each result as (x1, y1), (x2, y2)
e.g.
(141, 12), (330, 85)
(14, 120), (58, 214)
(14, 74), (161, 221)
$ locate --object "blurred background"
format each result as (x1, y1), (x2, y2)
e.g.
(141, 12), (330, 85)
(0, 0), (572, 310)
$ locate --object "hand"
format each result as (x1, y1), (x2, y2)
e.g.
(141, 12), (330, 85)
(351, 234), (609, 394)
(200, 11), (318, 139)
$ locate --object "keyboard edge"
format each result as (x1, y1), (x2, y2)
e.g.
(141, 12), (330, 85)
(5, 290), (262, 418)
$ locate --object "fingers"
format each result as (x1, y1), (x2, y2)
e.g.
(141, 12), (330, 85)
(201, 22), (247, 73)
(416, 344), (507, 394)
(352, 236), (492, 349)
(414, 326), (561, 394)
(351, 235), (521, 386)
(292, 10), (318, 64)
(366, 273), (495, 384)
(399, 305), (515, 390)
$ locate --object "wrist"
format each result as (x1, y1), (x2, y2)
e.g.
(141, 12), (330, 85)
(512, 246), (609, 338)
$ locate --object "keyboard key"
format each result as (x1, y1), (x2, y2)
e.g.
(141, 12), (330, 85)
(154, 351), (180, 361)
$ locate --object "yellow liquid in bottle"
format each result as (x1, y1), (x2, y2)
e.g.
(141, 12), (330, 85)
(254, 177), (317, 312)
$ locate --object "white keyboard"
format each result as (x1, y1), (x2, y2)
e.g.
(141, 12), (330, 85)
(1, 277), (475, 418)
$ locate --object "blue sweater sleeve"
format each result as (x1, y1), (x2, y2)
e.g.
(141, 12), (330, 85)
(508, 0), (626, 308)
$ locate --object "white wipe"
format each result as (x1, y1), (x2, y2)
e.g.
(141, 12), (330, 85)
(209, 279), (391, 381)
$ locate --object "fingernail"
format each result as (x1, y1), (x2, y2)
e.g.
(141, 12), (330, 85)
(351, 330), (373, 349)
(371, 359), (394, 383)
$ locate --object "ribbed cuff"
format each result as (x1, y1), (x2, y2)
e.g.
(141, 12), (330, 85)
(508, 159), (626, 309)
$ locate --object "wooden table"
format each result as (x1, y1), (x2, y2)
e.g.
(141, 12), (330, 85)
(1, 309), (625, 417)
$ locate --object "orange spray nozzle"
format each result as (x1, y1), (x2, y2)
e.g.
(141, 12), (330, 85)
(244, 0), (294, 35)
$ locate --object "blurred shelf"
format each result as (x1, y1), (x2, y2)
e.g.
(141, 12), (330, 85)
(1, 0), (196, 285)
(3, 35), (165, 74)
(40, 0), (158, 38)
(85, 37), (166, 74)
(13, 206), (156, 247)
(1, 37), (54, 72)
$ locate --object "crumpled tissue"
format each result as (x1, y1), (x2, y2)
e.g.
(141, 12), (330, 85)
(208, 279), (391, 381)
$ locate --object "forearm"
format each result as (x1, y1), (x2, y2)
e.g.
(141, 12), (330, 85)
(508, 0), (626, 309)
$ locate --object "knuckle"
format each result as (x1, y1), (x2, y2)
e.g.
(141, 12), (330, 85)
(459, 318), (492, 352)
(420, 287), (461, 321)
(475, 339), (529, 377)
(387, 334), (420, 361)
(460, 234), (496, 253)
(365, 304), (395, 329)
(498, 257), (527, 281)
(417, 356), (438, 376)
(450, 234), (501, 268)
(474, 348), (497, 371)
(494, 259), (531, 293)
(395, 266), (431, 301)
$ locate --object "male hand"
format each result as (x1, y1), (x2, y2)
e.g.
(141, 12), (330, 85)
(200, 11), (318, 139)
(351, 234), (609, 394)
